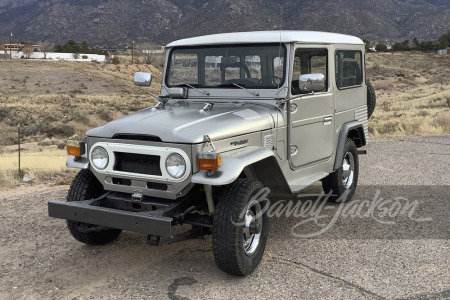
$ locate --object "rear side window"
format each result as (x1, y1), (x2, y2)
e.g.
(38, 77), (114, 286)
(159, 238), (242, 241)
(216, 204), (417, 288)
(336, 50), (362, 89)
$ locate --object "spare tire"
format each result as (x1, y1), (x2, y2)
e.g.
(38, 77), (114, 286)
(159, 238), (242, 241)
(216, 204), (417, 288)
(366, 80), (376, 118)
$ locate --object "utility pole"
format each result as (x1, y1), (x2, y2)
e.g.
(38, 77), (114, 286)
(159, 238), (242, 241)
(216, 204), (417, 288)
(131, 40), (135, 64)
(18, 124), (21, 175)
(9, 31), (13, 59)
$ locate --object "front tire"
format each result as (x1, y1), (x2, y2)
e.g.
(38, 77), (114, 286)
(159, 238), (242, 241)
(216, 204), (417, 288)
(212, 179), (269, 276)
(66, 169), (122, 245)
(322, 138), (359, 203)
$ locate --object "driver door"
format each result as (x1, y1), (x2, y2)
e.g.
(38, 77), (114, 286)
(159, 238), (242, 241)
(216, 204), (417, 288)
(289, 47), (334, 169)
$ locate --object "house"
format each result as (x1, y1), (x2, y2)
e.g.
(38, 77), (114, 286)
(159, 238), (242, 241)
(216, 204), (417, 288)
(0, 43), (39, 52)
(437, 48), (450, 55)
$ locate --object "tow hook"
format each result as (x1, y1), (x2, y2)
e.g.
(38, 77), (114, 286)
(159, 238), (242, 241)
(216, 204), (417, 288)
(131, 189), (143, 202)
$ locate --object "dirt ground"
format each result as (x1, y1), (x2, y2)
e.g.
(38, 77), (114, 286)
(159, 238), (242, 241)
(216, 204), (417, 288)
(0, 135), (449, 300)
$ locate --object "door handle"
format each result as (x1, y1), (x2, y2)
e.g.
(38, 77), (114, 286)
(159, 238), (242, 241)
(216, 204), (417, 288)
(323, 116), (332, 123)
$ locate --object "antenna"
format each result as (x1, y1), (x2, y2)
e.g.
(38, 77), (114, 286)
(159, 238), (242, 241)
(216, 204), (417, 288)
(274, 3), (284, 155)
(277, 3), (283, 91)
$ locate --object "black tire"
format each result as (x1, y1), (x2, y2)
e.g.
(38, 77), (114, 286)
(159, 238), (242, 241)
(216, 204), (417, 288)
(66, 169), (122, 245)
(322, 138), (359, 203)
(212, 179), (269, 276)
(367, 80), (376, 118)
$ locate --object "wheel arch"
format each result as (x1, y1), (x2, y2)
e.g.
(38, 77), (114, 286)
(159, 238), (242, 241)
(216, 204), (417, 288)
(333, 121), (366, 171)
(242, 156), (290, 194)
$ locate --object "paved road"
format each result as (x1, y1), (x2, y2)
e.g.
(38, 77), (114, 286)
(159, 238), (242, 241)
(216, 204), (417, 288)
(0, 135), (449, 299)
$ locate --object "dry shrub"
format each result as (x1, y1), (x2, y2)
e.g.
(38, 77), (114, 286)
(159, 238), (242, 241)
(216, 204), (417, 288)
(433, 112), (450, 132)
(401, 118), (423, 135)
(111, 56), (121, 65)
(0, 125), (17, 146)
(373, 80), (393, 90)
(49, 123), (75, 137)
(377, 120), (402, 135)
(382, 101), (392, 112)
(71, 108), (89, 123)
(99, 110), (113, 122)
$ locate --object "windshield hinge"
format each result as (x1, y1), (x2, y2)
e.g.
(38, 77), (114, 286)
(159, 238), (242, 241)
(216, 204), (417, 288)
(202, 103), (214, 111)
(154, 102), (165, 109)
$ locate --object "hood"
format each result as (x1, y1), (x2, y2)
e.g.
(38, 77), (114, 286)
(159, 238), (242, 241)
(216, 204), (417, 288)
(86, 102), (276, 143)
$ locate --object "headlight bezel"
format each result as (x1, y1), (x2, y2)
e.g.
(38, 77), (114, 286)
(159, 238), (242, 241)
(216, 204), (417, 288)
(165, 153), (186, 179)
(91, 146), (109, 170)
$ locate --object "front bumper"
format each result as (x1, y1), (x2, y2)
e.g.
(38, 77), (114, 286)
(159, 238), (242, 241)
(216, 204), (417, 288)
(47, 192), (189, 237)
(49, 200), (173, 237)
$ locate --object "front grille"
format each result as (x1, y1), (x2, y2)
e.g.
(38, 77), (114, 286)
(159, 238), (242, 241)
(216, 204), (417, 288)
(114, 152), (162, 176)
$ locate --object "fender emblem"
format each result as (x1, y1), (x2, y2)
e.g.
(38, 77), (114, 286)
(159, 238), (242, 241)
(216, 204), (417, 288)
(230, 139), (248, 146)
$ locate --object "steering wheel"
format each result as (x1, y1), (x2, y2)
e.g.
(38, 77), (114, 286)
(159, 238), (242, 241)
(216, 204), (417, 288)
(258, 75), (282, 86)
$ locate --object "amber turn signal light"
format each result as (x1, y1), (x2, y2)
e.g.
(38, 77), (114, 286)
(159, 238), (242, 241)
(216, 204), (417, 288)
(67, 140), (86, 157)
(198, 153), (222, 171)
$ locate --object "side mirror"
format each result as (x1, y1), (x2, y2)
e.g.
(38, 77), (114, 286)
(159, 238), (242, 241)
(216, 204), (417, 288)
(168, 87), (188, 99)
(298, 73), (325, 93)
(134, 72), (152, 86)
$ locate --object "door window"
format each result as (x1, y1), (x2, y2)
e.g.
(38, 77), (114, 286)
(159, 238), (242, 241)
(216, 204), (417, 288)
(292, 48), (328, 95)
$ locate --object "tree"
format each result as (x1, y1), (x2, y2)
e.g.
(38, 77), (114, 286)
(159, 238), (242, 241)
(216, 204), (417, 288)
(412, 37), (420, 51)
(438, 30), (450, 48)
(392, 42), (404, 51)
(62, 40), (81, 53)
(375, 44), (388, 52)
(22, 45), (34, 59)
(401, 40), (411, 51)
(363, 39), (371, 52)
(140, 42), (163, 65)
(39, 41), (53, 59)
(81, 41), (89, 53)
(419, 40), (437, 52)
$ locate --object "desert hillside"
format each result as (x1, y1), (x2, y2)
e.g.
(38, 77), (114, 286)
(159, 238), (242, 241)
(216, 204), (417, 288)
(0, 52), (449, 186)
(0, 0), (449, 45)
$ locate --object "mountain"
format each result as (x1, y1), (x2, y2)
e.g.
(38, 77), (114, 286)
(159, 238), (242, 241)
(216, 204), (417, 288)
(0, 0), (448, 46)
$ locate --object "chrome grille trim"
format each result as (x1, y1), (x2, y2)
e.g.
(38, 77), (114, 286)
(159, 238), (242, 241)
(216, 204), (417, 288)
(89, 142), (191, 182)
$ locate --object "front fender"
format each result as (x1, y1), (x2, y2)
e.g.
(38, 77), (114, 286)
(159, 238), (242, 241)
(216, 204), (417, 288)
(191, 146), (275, 186)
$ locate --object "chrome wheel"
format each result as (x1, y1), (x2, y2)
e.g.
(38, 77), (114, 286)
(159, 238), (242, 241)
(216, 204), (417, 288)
(342, 151), (355, 189)
(242, 200), (262, 256)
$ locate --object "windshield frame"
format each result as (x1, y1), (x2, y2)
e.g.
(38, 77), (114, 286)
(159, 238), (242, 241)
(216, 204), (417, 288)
(164, 43), (287, 90)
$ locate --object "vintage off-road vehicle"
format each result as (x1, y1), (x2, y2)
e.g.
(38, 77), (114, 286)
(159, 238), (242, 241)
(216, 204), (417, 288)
(49, 31), (376, 276)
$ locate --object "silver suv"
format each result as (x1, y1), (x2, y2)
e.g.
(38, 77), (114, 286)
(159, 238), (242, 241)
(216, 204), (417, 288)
(49, 31), (376, 276)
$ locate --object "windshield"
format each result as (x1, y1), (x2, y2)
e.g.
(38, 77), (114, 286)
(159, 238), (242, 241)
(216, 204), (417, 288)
(166, 43), (286, 89)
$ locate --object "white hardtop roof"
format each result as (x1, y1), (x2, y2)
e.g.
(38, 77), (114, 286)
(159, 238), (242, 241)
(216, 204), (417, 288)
(166, 30), (364, 47)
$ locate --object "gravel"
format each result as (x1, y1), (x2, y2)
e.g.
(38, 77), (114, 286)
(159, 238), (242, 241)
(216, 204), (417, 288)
(0, 135), (448, 299)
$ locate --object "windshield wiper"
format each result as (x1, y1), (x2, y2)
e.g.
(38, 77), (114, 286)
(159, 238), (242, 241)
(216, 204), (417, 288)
(217, 83), (259, 96)
(175, 83), (209, 96)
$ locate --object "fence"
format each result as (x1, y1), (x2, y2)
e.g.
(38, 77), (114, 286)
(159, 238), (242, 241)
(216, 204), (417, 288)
(0, 125), (68, 180)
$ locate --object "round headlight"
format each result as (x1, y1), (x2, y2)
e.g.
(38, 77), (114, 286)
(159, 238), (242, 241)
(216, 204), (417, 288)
(165, 153), (186, 179)
(91, 146), (109, 170)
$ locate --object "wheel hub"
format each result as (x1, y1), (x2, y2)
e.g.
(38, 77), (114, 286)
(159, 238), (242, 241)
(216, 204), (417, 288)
(342, 151), (355, 189)
(242, 200), (263, 256)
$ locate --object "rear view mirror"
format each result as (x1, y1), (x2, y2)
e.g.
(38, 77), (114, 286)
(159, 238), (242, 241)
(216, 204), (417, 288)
(298, 73), (325, 93)
(134, 72), (152, 86)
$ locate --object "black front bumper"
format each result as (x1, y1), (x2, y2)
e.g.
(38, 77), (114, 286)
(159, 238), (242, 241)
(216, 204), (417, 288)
(48, 192), (191, 237)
